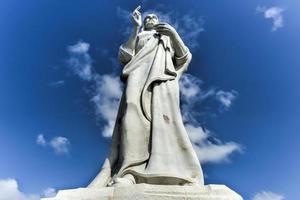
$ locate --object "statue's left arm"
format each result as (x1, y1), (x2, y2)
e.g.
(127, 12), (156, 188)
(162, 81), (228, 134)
(154, 23), (192, 72)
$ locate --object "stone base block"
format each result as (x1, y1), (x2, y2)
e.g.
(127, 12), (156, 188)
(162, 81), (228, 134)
(41, 184), (243, 200)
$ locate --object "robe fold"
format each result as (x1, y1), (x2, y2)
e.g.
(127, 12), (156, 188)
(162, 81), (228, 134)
(89, 30), (204, 187)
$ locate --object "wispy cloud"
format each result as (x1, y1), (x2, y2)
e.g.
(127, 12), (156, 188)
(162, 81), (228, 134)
(256, 6), (285, 32)
(253, 191), (285, 200)
(48, 80), (65, 87)
(175, 14), (205, 49)
(50, 136), (70, 155)
(42, 188), (57, 198)
(116, 7), (132, 37)
(67, 41), (93, 81)
(185, 124), (241, 163)
(117, 7), (204, 49)
(180, 74), (203, 102)
(180, 74), (242, 163)
(36, 134), (46, 146)
(216, 90), (238, 111)
(36, 134), (70, 155)
(179, 73), (238, 118)
(0, 179), (56, 200)
(91, 75), (122, 137)
(193, 138), (242, 163)
(67, 41), (123, 138)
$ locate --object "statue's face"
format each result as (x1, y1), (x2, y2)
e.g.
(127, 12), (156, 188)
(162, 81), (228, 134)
(143, 14), (159, 30)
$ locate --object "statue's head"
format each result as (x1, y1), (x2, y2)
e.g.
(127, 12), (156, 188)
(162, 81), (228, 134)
(143, 13), (159, 30)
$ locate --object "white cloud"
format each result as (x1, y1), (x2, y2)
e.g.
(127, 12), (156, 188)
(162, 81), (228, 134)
(67, 41), (93, 81)
(175, 14), (205, 49)
(36, 134), (46, 146)
(216, 90), (238, 110)
(36, 134), (70, 155)
(0, 179), (39, 200)
(253, 191), (285, 200)
(68, 41), (90, 54)
(50, 136), (70, 155)
(0, 179), (56, 200)
(185, 124), (209, 143)
(66, 41), (123, 138)
(42, 188), (56, 198)
(180, 74), (202, 102)
(91, 74), (122, 137)
(179, 74), (217, 104)
(256, 6), (285, 31)
(179, 74), (242, 163)
(194, 141), (242, 163)
(179, 74), (238, 122)
(185, 124), (242, 163)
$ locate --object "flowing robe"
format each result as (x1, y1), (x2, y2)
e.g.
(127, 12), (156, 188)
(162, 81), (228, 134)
(89, 30), (204, 187)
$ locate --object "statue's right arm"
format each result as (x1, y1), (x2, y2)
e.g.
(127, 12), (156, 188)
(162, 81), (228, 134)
(118, 26), (139, 65)
(119, 6), (142, 65)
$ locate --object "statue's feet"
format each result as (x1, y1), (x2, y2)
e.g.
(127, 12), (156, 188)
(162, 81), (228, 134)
(111, 174), (136, 187)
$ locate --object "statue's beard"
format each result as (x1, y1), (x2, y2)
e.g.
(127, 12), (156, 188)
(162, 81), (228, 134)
(145, 22), (157, 30)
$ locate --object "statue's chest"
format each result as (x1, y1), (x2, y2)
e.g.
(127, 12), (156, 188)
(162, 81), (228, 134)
(136, 31), (156, 53)
(136, 31), (174, 57)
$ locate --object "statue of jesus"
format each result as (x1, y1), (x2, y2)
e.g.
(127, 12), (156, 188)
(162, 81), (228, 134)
(88, 6), (204, 188)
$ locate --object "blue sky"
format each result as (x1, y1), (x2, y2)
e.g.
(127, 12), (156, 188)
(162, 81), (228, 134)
(0, 0), (299, 199)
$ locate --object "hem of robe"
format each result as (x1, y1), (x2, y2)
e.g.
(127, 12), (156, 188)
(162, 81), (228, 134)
(121, 169), (201, 185)
(115, 158), (202, 185)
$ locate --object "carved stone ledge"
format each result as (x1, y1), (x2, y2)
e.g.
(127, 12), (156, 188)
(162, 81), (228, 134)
(42, 184), (243, 200)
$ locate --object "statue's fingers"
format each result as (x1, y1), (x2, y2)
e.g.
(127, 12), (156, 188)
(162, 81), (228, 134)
(153, 27), (162, 31)
(136, 10), (141, 16)
(155, 26), (168, 31)
(131, 14), (136, 20)
(156, 23), (167, 27)
(132, 10), (138, 15)
(136, 5), (141, 11)
(155, 29), (168, 34)
(159, 26), (172, 32)
(155, 24), (169, 30)
(153, 25), (163, 29)
(134, 5), (141, 12)
(133, 12), (141, 19)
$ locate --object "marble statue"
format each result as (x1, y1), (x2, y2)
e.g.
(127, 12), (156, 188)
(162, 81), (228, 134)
(88, 5), (204, 188)
(42, 6), (243, 200)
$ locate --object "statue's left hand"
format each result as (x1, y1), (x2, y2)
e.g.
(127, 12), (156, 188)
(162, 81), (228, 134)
(153, 23), (177, 38)
(155, 23), (187, 58)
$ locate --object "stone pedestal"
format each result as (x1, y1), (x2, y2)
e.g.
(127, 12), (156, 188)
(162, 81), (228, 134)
(41, 184), (243, 200)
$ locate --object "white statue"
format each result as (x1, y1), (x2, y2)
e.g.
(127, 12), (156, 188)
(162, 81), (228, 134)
(42, 6), (243, 200)
(89, 6), (204, 188)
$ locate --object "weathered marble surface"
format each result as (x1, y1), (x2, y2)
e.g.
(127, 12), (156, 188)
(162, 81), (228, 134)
(42, 184), (243, 200)
(41, 6), (243, 200)
(90, 5), (204, 189)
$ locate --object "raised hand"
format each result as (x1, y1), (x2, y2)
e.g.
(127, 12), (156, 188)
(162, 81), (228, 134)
(153, 23), (177, 37)
(131, 6), (142, 28)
